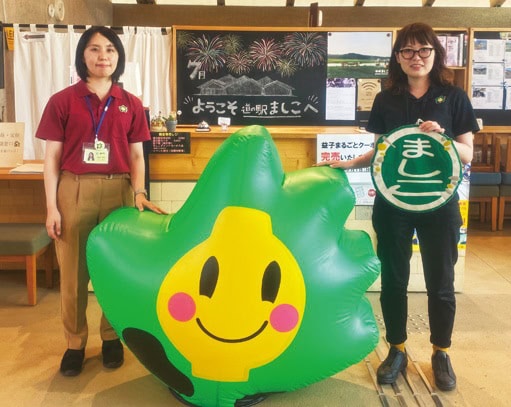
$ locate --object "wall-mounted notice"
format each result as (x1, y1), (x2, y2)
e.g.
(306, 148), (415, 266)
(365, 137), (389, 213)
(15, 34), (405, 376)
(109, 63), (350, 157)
(472, 31), (511, 123)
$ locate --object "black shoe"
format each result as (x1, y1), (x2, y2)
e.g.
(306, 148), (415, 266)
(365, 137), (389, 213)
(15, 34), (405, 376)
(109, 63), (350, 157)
(377, 346), (408, 384)
(102, 339), (124, 369)
(432, 350), (456, 391)
(169, 387), (268, 407)
(235, 394), (268, 406)
(60, 349), (85, 377)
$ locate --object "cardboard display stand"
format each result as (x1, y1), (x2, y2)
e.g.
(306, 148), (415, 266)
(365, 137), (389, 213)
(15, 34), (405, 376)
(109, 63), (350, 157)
(0, 123), (25, 167)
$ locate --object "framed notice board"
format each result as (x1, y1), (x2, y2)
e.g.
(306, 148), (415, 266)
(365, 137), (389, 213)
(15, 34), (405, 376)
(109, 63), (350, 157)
(173, 27), (393, 127)
(470, 29), (511, 126)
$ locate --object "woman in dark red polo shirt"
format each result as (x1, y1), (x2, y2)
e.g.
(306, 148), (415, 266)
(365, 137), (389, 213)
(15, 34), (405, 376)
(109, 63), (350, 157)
(36, 26), (165, 377)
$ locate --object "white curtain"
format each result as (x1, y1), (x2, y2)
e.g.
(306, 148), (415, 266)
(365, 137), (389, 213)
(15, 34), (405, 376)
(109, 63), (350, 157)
(13, 25), (171, 160)
(14, 24), (78, 160)
(122, 26), (171, 118)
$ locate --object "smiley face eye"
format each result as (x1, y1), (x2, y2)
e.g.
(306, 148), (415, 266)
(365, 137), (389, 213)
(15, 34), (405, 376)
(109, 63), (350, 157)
(200, 256), (219, 298)
(262, 261), (281, 303)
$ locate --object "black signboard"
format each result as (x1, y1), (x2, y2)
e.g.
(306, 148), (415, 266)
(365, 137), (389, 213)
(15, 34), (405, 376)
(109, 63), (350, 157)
(175, 29), (328, 126)
(150, 132), (191, 154)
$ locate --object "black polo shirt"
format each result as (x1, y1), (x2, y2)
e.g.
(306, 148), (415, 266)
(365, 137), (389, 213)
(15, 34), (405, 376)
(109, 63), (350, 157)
(367, 85), (480, 139)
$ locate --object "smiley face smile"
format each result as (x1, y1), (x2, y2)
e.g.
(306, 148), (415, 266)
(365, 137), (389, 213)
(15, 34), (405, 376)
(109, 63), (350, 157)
(196, 318), (268, 343)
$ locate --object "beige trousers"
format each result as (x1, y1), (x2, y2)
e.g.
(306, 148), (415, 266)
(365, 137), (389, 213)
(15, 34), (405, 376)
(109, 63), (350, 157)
(55, 171), (133, 350)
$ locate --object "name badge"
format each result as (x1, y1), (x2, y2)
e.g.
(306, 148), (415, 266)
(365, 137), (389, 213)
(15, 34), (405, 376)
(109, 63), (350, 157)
(83, 140), (110, 164)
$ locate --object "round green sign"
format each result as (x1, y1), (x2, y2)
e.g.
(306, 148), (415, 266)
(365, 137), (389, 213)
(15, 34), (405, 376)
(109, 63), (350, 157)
(371, 124), (462, 212)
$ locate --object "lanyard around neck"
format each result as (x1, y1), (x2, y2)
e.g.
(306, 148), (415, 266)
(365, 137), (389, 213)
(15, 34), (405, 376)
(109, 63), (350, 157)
(85, 95), (113, 141)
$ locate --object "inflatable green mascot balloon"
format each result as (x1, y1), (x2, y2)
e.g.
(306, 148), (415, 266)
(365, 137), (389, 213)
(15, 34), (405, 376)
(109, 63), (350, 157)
(87, 125), (380, 407)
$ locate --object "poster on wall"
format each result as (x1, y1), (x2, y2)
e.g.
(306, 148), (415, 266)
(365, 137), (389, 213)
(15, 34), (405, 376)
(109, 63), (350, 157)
(473, 38), (506, 63)
(325, 31), (391, 121)
(175, 29), (328, 126)
(316, 133), (376, 205)
(471, 86), (504, 109)
(472, 62), (505, 86)
(356, 78), (382, 112)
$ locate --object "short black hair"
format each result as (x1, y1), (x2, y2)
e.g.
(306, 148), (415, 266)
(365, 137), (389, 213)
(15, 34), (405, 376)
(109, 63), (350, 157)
(75, 26), (126, 83)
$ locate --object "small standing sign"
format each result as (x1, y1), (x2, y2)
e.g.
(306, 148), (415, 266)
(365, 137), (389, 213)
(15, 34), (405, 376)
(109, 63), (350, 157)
(0, 123), (25, 167)
(316, 132), (376, 205)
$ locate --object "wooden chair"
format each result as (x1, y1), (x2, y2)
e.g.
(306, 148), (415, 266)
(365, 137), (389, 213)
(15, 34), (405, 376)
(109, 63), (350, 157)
(469, 133), (501, 231)
(498, 135), (511, 230)
(0, 224), (55, 305)
(471, 132), (501, 173)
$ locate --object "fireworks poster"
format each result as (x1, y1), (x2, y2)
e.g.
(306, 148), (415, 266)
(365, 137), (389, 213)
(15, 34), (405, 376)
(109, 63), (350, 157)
(174, 29), (328, 126)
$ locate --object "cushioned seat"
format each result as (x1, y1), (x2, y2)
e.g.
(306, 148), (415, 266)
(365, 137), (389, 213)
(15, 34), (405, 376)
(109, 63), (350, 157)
(501, 172), (511, 185)
(469, 185), (500, 198)
(0, 224), (54, 305)
(470, 171), (502, 185)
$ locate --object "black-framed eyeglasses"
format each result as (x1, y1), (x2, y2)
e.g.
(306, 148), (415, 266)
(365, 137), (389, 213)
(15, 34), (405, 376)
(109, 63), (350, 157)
(398, 47), (434, 60)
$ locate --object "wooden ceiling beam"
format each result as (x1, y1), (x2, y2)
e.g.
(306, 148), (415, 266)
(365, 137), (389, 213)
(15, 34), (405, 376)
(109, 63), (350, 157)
(132, 0), (508, 8)
(308, 2), (319, 27)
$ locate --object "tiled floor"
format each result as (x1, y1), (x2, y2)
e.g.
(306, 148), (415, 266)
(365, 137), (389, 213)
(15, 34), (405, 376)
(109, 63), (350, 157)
(1, 219), (510, 407)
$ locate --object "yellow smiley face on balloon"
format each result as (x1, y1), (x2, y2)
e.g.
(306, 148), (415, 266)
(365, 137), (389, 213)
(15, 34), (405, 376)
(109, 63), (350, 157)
(156, 206), (306, 382)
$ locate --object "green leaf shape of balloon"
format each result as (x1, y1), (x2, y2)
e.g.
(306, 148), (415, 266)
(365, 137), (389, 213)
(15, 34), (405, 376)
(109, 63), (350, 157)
(87, 125), (381, 407)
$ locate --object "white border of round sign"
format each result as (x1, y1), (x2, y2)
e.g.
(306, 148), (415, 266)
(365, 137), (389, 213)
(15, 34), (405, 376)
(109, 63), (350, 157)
(371, 125), (462, 212)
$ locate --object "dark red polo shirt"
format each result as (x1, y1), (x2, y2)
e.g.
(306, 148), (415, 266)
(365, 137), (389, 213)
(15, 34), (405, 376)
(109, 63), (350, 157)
(36, 80), (150, 175)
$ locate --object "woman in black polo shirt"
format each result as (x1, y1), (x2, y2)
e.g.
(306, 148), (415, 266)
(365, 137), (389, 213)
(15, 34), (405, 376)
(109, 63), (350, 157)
(319, 22), (479, 391)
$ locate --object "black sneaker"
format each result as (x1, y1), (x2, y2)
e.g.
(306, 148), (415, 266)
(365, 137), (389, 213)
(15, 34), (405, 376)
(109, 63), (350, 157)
(60, 349), (85, 377)
(377, 346), (408, 384)
(102, 339), (124, 369)
(432, 350), (456, 391)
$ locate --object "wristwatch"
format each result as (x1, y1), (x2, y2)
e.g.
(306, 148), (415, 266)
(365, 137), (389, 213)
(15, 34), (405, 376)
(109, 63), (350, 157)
(134, 189), (148, 197)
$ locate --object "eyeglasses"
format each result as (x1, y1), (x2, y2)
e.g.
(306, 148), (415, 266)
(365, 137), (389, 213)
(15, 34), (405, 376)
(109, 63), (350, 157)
(398, 47), (434, 60)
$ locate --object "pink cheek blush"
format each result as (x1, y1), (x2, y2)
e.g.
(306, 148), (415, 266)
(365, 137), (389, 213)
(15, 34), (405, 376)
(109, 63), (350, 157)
(168, 292), (196, 322)
(270, 304), (299, 332)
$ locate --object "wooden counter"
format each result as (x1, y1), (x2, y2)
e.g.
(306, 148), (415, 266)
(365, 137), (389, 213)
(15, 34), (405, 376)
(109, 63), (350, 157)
(149, 125), (365, 181)
(149, 125), (511, 181)
(1, 126), (508, 221)
(0, 169), (44, 180)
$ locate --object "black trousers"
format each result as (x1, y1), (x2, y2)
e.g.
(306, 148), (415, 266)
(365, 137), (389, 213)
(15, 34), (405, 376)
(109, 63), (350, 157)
(372, 195), (462, 348)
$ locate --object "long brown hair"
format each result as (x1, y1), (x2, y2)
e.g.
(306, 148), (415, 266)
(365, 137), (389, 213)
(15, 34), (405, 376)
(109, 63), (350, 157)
(386, 22), (454, 94)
